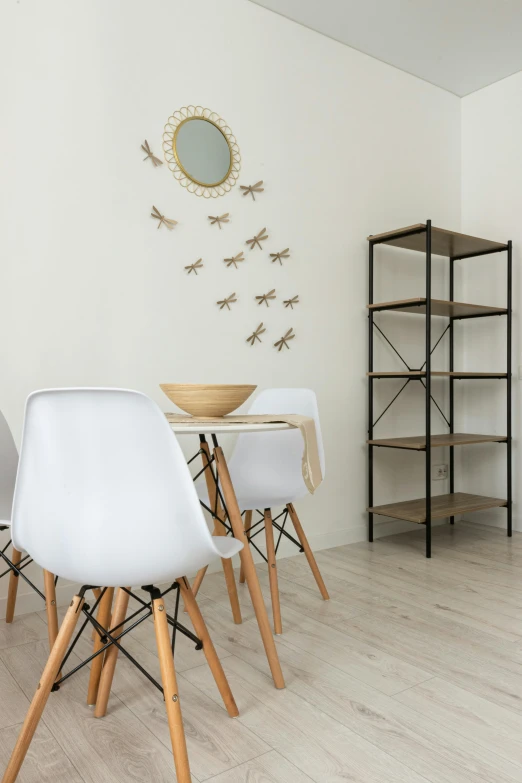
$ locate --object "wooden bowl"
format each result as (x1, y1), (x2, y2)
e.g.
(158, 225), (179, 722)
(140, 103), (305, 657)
(160, 384), (257, 418)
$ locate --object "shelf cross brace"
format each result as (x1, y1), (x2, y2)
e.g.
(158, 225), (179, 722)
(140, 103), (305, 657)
(419, 379), (450, 428)
(372, 379), (411, 430)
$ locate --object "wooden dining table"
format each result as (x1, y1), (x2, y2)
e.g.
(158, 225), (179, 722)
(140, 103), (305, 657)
(168, 418), (289, 690)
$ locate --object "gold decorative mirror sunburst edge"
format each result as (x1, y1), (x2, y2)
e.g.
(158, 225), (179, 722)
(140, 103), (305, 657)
(163, 105), (241, 199)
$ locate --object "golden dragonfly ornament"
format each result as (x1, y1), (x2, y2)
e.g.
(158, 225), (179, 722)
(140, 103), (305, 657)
(274, 328), (295, 351)
(240, 180), (264, 201)
(141, 140), (163, 167)
(217, 293), (237, 310)
(208, 213), (230, 229)
(270, 248), (290, 265)
(246, 227), (268, 250)
(185, 259), (203, 275)
(256, 289), (276, 307)
(224, 252), (244, 269)
(283, 295), (299, 309)
(151, 206), (177, 230)
(246, 323), (266, 346)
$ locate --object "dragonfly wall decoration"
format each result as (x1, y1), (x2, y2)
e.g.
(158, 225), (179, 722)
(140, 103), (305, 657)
(283, 295), (299, 309)
(246, 323), (266, 346)
(224, 252), (245, 268)
(208, 213), (230, 229)
(240, 181), (264, 201)
(270, 248), (290, 265)
(151, 206), (177, 230)
(217, 293), (237, 310)
(246, 228), (269, 250)
(274, 328), (295, 351)
(256, 289), (276, 307)
(185, 259), (203, 275)
(141, 140), (163, 167)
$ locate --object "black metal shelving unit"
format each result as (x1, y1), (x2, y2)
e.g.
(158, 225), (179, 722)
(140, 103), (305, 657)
(367, 221), (512, 558)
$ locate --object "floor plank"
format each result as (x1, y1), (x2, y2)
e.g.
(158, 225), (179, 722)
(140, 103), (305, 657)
(205, 750), (314, 782)
(0, 722), (85, 783)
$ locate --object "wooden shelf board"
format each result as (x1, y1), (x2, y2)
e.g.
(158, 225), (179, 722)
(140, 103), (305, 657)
(368, 298), (507, 318)
(368, 433), (507, 450)
(368, 492), (507, 524)
(368, 371), (507, 378)
(367, 224), (507, 258)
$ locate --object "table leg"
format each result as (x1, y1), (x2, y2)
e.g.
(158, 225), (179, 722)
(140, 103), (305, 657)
(200, 440), (242, 625)
(214, 446), (285, 689)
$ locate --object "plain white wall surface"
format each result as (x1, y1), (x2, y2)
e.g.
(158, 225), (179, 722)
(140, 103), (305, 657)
(0, 0), (461, 612)
(460, 72), (520, 530)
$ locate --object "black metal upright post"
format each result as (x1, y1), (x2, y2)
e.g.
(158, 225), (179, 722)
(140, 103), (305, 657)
(507, 239), (512, 537)
(425, 221), (432, 558)
(449, 256), (455, 524)
(368, 240), (374, 542)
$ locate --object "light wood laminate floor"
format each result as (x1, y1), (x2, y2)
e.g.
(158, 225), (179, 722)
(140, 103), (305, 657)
(0, 520), (521, 782)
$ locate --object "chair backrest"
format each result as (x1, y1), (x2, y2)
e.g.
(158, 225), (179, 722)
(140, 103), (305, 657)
(12, 389), (217, 586)
(228, 388), (325, 503)
(0, 409), (18, 523)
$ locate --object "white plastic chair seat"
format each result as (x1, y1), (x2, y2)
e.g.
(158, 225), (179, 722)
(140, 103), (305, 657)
(12, 389), (243, 589)
(196, 388), (325, 513)
(197, 478), (304, 513)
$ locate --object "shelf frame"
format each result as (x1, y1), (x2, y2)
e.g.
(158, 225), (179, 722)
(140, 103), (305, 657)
(367, 221), (512, 557)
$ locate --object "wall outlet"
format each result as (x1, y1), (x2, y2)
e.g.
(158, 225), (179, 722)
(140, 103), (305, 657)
(432, 463), (448, 481)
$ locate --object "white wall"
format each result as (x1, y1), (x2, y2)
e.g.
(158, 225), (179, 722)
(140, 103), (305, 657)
(460, 73), (521, 530)
(0, 0), (461, 613)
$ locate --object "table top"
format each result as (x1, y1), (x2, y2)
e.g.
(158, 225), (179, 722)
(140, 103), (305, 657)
(168, 420), (293, 435)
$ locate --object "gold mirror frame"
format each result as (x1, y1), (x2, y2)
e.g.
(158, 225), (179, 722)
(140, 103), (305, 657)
(163, 106), (241, 198)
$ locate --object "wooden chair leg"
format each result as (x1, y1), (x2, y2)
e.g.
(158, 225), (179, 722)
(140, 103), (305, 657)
(239, 511), (252, 584)
(201, 441), (242, 625)
(214, 446), (285, 689)
(1, 595), (84, 783)
(5, 547), (22, 624)
(43, 572), (59, 650)
(190, 565), (208, 599)
(178, 577), (238, 718)
(264, 509), (282, 635)
(87, 587), (114, 706)
(152, 593), (192, 783)
(94, 587), (130, 718)
(287, 503), (330, 600)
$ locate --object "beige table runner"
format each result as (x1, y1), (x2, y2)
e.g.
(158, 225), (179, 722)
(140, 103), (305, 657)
(165, 413), (323, 493)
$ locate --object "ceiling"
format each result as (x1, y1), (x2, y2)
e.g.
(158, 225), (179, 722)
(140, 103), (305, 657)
(249, 0), (522, 96)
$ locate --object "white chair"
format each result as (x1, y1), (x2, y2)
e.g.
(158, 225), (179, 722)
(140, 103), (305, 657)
(0, 409), (61, 641)
(2, 388), (242, 783)
(204, 388), (329, 634)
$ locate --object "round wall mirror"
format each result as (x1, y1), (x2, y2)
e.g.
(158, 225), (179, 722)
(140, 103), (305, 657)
(163, 106), (241, 198)
(174, 118), (231, 187)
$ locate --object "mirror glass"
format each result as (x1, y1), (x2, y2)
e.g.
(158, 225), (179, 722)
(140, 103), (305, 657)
(174, 118), (232, 187)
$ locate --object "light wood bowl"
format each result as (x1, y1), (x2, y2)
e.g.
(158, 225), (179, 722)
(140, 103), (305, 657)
(160, 384), (257, 418)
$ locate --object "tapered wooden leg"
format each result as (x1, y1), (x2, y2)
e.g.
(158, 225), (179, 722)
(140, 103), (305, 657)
(1, 595), (84, 783)
(94, 587), (130, 718)
(264, 509), (282, 635)
(152, 593), (192, 783)
(178, 577), (238, 717)
(239, 511), (252, 584)
(5, 547), (22, 624)
(87, 587), (115, 706)
(201, 441), (242, 624)
(43, 571), (59, 652)
(190, 565), (208, 598)
(214, 446), (285, 689)
(287, 503), (330, 600)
